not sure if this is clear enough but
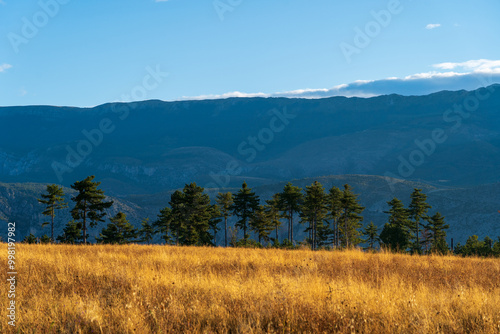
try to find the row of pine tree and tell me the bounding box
[27,175,500,256]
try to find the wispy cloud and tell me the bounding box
[425,23,441,30]
[178,59,500,101]
[433,59,500,73]
[0,63,12,72]
[180,91,268,100]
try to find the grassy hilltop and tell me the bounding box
[1,244,500,333]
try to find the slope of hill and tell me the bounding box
[1,85,499,195]
[0,182,146,240]
[1,86,499,242]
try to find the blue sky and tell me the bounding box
[1,0,500,107]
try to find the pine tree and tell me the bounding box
[159,183,213,246]
[363,221,379,251]
[326,186,343,248]
[278,182,303,244]
[96,212,137,244]
[492,237,500,257]
[455,235,486,256]
[231,181,260,242]
[380,197,410,252]
[265,193,282,243]
[408,188,431,254]
[178,183,213,246]
[138,218,155,244]
[70,176,114,244]
[339,184,364,248]
[56,220,83,244]
[209,204,222,246]
[40,234,51,244]
[216,192,234,247]
[300,181,328,250]
[425,212,449,254]
[250,205,274,244]
[38,184,68,242]
[154,207,172,244]
[168,190,185,245]
[23,233,37,244]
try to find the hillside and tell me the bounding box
[1,86,500,242]
[1,85,500,196]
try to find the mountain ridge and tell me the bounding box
[1,85,499,242]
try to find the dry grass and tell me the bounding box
[1,244,500,333]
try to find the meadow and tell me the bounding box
[1,244,500,333]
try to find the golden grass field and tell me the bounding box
[1,244,500,333]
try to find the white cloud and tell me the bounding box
[433,59,500,74]
[177,59,500,101]
[180,91,269,100]
[426,23,441,30]
[0,63,12,72]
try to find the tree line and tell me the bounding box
[25,175,500,257]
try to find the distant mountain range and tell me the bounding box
[1,85,499,243]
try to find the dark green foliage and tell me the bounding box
[380,198,410,252]
[339,184,364,247]
[70,176,114,244]
[278,182,303,244]
[265,193,282,243]
[363,221,379,251]
[425,212,449,254]
[27,176,499,255]
[23,233,37,244]
[38,184,67,241]
[279,239,296,249]
[209,204,222,246]
[408,188,431,254]
[168,190,185,244]
[57,220,83,244]
[380,224,407,252]
[300,181,328,250]
[234,238,263,248]
[493,237,500,256]
[250,205,274,244]
[96,212,137,245]
[326,186,343,248]
[232,182,260,241]
[155,183,213,246]
[138,218,155,244]
[177,183,213,246]
[153,207,172,244]
[455,235,500,257]
[40,234,52,244]
[216,192,233,247]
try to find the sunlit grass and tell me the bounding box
[1,244,500,333]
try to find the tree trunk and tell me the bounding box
[243,220,247,241]
[344,209,349,248]
[51,212,54,242]
[313,212,317,251]
[415,219,420,253]
[224,216,228,247]
[83,202,87,244]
